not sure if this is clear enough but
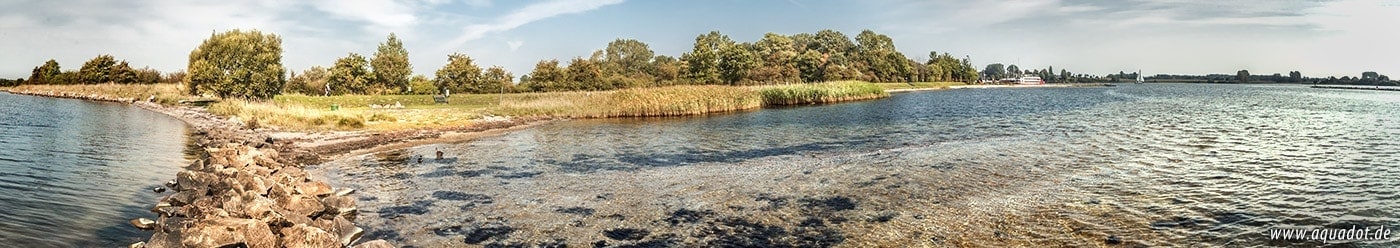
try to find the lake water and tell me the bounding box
[313,84,1399,247]
[0,92,191,247]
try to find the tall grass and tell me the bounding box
[500,85,764,118]
[208,81,892,131]
[208,99,368,130]
[758,81,888,106]
[4,83,188,105]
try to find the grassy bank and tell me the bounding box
[2,83,189,105]
[7,81,892,131]
[227,81,890,130]
[759,81,888,105]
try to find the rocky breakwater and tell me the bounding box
[130,133,393,248]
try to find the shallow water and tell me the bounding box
[313,84,1399,247]
[0,92,192,247]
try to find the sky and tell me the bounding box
[1,0,1397,80]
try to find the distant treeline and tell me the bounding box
[2,55,185,87]
[1148,70,1397,85]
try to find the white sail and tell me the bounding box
[1136,70,1144,84]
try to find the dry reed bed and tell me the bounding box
[212,81,891,131]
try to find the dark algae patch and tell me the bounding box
[664,208,714,225]
[432,190,493,201]
[377,200,434,219]
[464,223,517,244]
[556,206,596,216]
[802,196,858,212]
[603,228,649,240]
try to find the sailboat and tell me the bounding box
[1135,70,1145,84]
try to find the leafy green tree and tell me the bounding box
[795,50,825,83]
[1289,71,1302,83]
[1237,70,1250,83]
[1006,64,1021,77]
[566,57,605,90]
[522,59,566,92]
[983,63,1005,79]
[683,31,731,84]
[371,33,412,93]
[407,75,436,95]
[79,54,118,84]
[187,29,285,99]
[650,55,682,85]
[109,61,137,84]
[433,53,483,94]
[718,42,758,85]
[133,67,162,84]
[854,30,912,82]
[602,39,655,77]
[750,33,799,84]
[328,53,374,95]
[482,66,514,93]
[29,59,61,84]
[286,66,329,95]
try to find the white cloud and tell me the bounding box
[507,41,524,51]
[307,0,419,32]
[439,0,625,51]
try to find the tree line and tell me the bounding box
[12,55,182,86]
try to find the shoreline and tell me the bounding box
[1,89,557,248]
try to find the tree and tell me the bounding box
[602,39,655,77]
[1362,71,1380,80]
[371,33,412,93]
[79,54,118,84]
[133,67,162,84]
[327,53,374,95]
[1006,64,1021,77]
[187,29,285,99]
[683,31,730,84]
[566,57,605,90]
[522,59,566,92]
[109,61,137,84]
[983,63,1005,79]
[854,30,910,82]
[29,59,61,84]
[795,50,825,83]
[407,75,436,95]
[650,55,682,85]
[1236,70,1250,83]
[750,33,799,84]
[718,42,758,85]
[482,66,514,93]
[433,53,483,94]
[286,66,329,95]
[1289,71,1302,83]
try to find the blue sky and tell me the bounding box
[1,0,1396,80]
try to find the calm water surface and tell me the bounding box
[0,92,191,247]
[315,84,1398,247]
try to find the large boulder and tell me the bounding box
[279,224,338,248]
[279,195,325,218]
[320,194,357,221]
[295,181,333,197]
[312,216,363,247]
[181,218,278,248]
